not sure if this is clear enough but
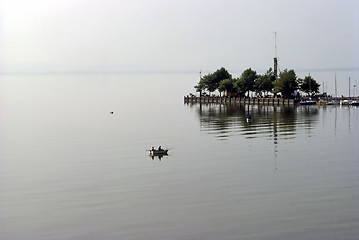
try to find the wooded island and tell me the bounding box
[194,67,320,99]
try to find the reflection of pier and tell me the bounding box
[194,104,301,140]
[184,96,298,106]
[191,103,319,141]
[191,103,320,170]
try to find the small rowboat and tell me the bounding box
[149,149,168,155]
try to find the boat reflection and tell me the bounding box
[149,153,168,161]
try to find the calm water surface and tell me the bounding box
[0,74,358,240]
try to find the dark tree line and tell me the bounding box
[195,67,320,98]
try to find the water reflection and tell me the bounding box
[149,154,168,161]
[187,103,320,141]
[186,103,321,171]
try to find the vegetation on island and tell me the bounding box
[195,67,320,98]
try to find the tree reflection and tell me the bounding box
[189,102,319,141]
[189,102,320,170]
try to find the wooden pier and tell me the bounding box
[184,96,298,106]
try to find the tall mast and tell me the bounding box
[274,31,277,58]
[273,31,278,78]
[349,77,351,98]
[335,73,337,97]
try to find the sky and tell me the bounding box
[1,0,359,77]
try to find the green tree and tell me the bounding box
[273,69,299,98]
[299,75,320,96]
[218,78,236,96]
[236,68,257,97]
[234,77,246,97]
[194,67,231,94]
[255,68,275,96]
[211,67,232,92]
[195,78,206,95]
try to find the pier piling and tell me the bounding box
[184,96,297,106]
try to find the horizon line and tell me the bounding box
[1,67,358,75]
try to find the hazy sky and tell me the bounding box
[1,0,358,74]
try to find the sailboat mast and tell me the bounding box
[349,77,351,98]
[335,73,337,98]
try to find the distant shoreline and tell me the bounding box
[1,67,359,76]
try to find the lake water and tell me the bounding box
[0,74,358,240]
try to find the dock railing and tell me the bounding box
[184,96,297,106]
